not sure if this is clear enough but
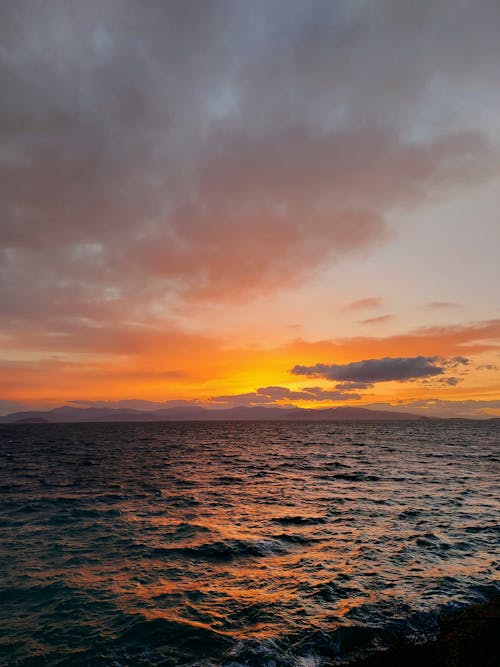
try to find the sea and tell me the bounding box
[0,420,498,666]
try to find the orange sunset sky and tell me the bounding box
[1,1,499,418]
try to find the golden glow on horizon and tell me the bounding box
[2,325,499,417]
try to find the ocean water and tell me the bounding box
[0,420,498,666]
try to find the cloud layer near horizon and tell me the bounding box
[211,385,361,407]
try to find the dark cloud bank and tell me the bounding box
[292,355,469,386]
[292,356,445,383]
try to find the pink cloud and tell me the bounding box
[359,314,394,325]
[342,297,382,311]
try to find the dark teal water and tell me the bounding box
[0,421,498,665]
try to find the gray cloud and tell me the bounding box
[1,0,499,348]
[440,377,459,386]
[335,382,373,391]
[291,356,447,383]
[448,356,470,367]
[477,363,498,371]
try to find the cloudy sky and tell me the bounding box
[1,0,499,417]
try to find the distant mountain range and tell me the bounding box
[0,404,428,423]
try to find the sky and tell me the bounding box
[1,0,499,418]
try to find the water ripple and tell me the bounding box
[0,420,498,665]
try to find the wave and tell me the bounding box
[154,537,290,560]
[2,420,499,666]
[272,515,327,525]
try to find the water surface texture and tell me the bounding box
[1,421,499,665]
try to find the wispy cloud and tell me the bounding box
[426,301,460,309]
[477,363,498,371]
[342,297,382,312]
[286,320,500,359]
[359,314,394,325]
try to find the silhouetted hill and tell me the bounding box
[1,404,427,423]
